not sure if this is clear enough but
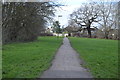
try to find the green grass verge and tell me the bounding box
[2,36,63,78]
[69,37,118,78]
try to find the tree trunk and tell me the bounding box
[104,31,109,39]
[87,26,92,38]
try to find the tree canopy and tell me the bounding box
[2,2,57,44]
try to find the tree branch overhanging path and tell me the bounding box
[40,37,93,78]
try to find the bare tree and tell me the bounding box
[2,2,57,44]
[70,2,100,38]
[98,1,117,39]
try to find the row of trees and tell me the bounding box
[69,1,118,39]
[2,2,57,44]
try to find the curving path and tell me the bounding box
[40,37,93,78]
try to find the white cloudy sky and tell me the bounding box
[54,0,87,27]
[53,0,119,27]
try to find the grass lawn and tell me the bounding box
[69,37,118,78]
[2,36,63,78]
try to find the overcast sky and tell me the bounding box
[53,0,119,27]
[54,0,87,27]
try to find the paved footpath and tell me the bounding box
[40,37,93,78]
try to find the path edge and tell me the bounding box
[68,37,94,77]
[38,37,64,78]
